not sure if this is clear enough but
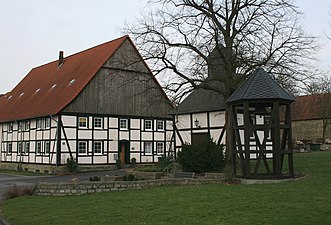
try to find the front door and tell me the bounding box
[191,132,209,145]
[119,141,130,164]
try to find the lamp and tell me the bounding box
[194,118,200,128]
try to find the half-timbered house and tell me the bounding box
[170,46,228,153]
[0,36,174,173]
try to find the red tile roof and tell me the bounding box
[291,93,331,121]
[0,36,129,122]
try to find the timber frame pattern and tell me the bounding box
[227,68,295,179]
[230,102,294,179]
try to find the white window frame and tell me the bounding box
[23,141,30,154]
[119,118,128,130]
[17,142,22,154]
[45,117,51,129]
[18,121,23,131]
[7,142,12,155]
[78,141,87,154]
[8,123,13,132]
[94,117,103,129]
[93,141,103,154]
[37,118,43,130]
[144,120,153,131]
[44,141,50,155]
[156,142,164,155]
[36,141,42,155]
[144,142,153,155]
[157,120,164,131]
[78,117,88,128]
[24,120,30,131]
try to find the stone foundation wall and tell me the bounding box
[34,179,224,196]
[0,162,65,174]
[292,119,331,142]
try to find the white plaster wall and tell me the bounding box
[176,114,191,129]
[130,130,140,140]
[109,118,118,128]
[131,119,140,129]
[209,111,225,127]
[78,130,92,139]
[62,115,76,127]
[141,132,152,140]
[93,130,107,140]
[119,131,129,140]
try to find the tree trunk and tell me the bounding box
[225,103,234,178]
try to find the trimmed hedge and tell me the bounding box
[177,138,225,173]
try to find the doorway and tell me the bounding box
[119,141,130,164]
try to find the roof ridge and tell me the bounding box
[32,35,129,71]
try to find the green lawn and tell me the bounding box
[1,151,331,225]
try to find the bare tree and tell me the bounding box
[305,75,331,141]
[125,0,317,168]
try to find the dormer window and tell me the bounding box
[19,93,24,98]
[8,95,12,100]
[51,84,57,89]
[35,88,41,94]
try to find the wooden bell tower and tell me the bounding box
[226,68,294,179]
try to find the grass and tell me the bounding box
[1,151,331,225]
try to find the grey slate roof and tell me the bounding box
[170,87,225,115]
[226,68,295,104]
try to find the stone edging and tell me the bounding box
[34,178,225,196]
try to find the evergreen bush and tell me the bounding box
[177,138,225,173]
[66,157,78,173]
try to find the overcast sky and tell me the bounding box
[0,0,330,94]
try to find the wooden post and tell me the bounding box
[243,102,251,178]
[287,104,294,177]
[273,102,281,178]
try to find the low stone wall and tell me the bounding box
[0,162,65,174]
[34,179,224,196]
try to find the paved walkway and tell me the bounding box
[0,170,126,200]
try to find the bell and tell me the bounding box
[255,104,267,114]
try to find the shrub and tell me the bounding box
[66,157,78,173]
[3,184,35,200]
[177,138,225,173]
[123,174,135,181]
[158,156,173,170]
[116,159,121,169]
[89,176,100,181]
[131,158,137,168]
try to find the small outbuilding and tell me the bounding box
[227,68,295,179]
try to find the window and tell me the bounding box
[119,119,128,130]
[144,142,152,154]
[78,141,87,154]
[23,142,30,154]
[94,117,103,129]
[44,141,50,155]
[45,117,51,129]
[7,142,12,155]
[17,142,22,154]
[37,118,43,130]
[24,121,30,131]
[93,141,103,154]
[157,120,164,130]
[156,142,164,155]
[18,121,23,131]
[78,117,88,128]
[36,141,42,155]
[8,123,13,132]
[144,120,153,131]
